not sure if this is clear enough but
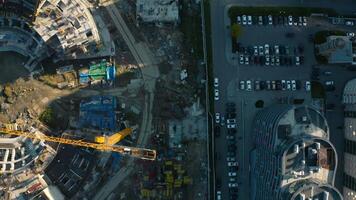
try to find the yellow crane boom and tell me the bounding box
[0,128,156,161]
[95,127,133,145]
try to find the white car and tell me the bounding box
[247,15,252,25]
[215,113,220,123]
[305,81,311,91]
[295,56,300,66]
[298,16,303,26]
[346,21,354,26]
[254,46,258,55]
[274,45,279,55]
[237,16,241,24]
[264,44,270,55]
[239,80,245,90]
[217,191,222,200]
[291,80,296,91]
[214,89,219,100]
[229,178,237,182]
[325,80,334,86]
[239,55,244,64]
[276,56,280,66]
[228,162,239,167]
[228,183,238,188]
[265,55,270,66]
[242,15,247,25]
[246,80,252,91]
[303,16,307,26]
[287,80,291,90]
[245,55,249,65]
[347,32,355,37]
[228,172,237,177]
[288,16,293,25]
[214,78,219,87]
[268,15,273,25]
[227,124,236,129]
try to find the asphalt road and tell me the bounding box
[210,0,356,199]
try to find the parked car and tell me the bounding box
[286,80,291,90]
[215,113,220,123]
[253,46,258,55]
[265,55,270,66]
[266,80,271,90]
[228,172,237,177]
[226,135,235,140]
[274,45,279,55]
[227,119,236,124]
[255,80,260,90]
[217,191,222,200]
[228,183,238,188]
[237,16,241,24]
[295,56,300,66]
[239,80,245,90]
[281,80,286,90]
[247,15,252,25]
[258,16,263,25]
[242,15,247,25]
[298,16,303,26]
[239,54,244,64]
[214,78,219,87]
[291,80,296,91]
[268,15,273,25]
[228,162,239,167]
[246,80,252,91]
[346,21,354,26]
[303,16,307,26]
[264,44,270,55]
[214,89,219,100]
[227,124,236,129]
[347,32,355,37]
[276,56,280,66]
[271,80,276,90]
[288,16,293,25]
[259,45,264,55]
[245,55,249,65]
[305,81,311,91]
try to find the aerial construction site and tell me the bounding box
[0,0,208,200]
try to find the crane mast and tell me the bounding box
[0,128,156,161]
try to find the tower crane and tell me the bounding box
[0,128,156,161]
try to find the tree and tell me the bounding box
[231,24,242,39]
[39,108,56,128]
[255,100,264,108]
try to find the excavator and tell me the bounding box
[0,127,156,160]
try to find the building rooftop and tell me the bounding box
[318,35,354,64]
[289,181,343,200]
[281,139,336,187]
[343,78,356,104]
[276,106,329,147]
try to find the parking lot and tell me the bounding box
[213,8,356,200]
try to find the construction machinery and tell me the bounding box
[0,128,156,160]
